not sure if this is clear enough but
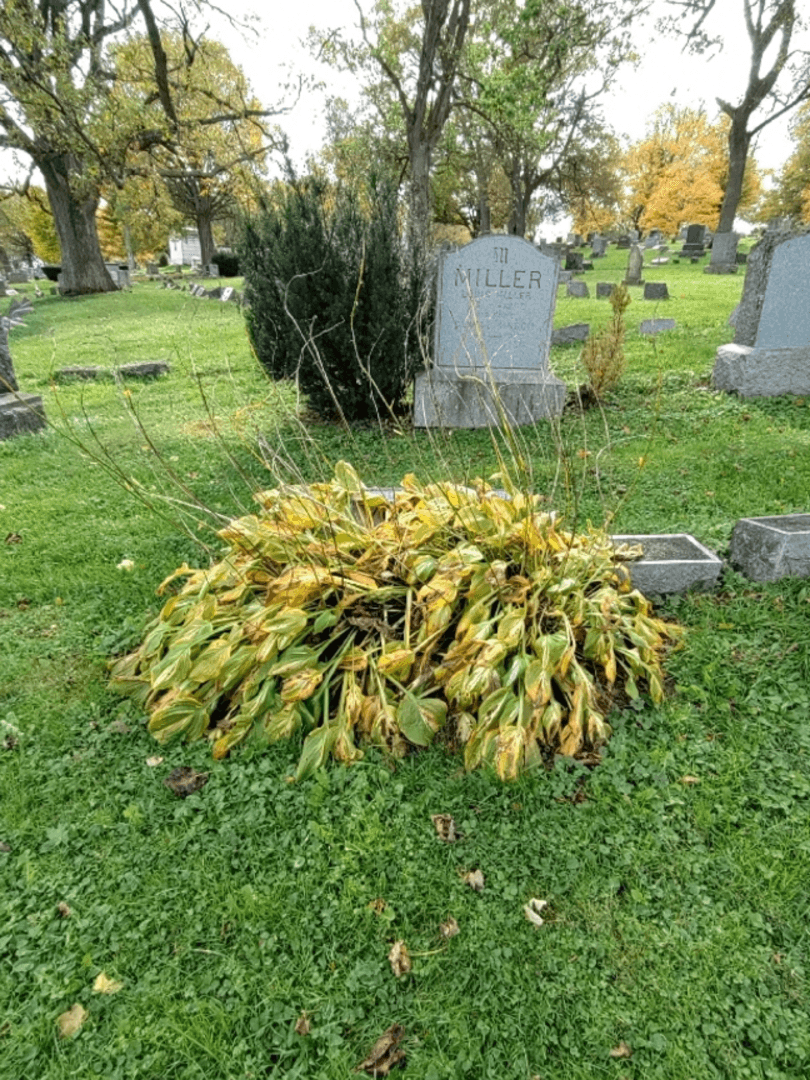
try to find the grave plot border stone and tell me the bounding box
[114,361,171,379]
[729,514,810,582]
[552,323,590,345]
[640,318,676,335]
[611,534,722,595]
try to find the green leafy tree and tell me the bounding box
[762,100,810,222]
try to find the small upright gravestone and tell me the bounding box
[414,235,566,428]
[644,282,669,300]
[565,250,584,272]
[596,282,614,299]
[679,224,707,258]
[590,236,608,258]
[624,245,644,286]
[567,281,589,298]
[713,229,810,396]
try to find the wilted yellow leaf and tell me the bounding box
[388,940,411,977]
[294,1012,311,1036]
[609,1041,632,1059]
[523,898,549,928]
[431,813,458,842]
[57,1003,88,1038]
[92,972,123,994]
[439,917,460,939]
[462,868,485,891]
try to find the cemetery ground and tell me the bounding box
[2,250,810,1080]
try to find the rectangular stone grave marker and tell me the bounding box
[713,230,810,396]
[414,235,565,428]
[596,282,614,299]
[567,281,589,298]
[552,322,590,344]
[611,534,722,595]
[643,282,669,300]
[730,514,810,581]
[640,318,676,335]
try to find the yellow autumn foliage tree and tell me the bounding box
[623,105,762,236]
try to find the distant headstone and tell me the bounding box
[414,235,565,428]
[557,270,573,285]
[221,286,234,302]
[679,224,707,258]
[590,236,608,258]
[115,361,171,379]
[644,230,662,249]
[705,232,739,274]
[567,281,589,298]
[207,264,220,278]
[713,229,810,396]
[54,366,108,381]
[596,282,614,299]
[640,318,676,335]
[650,257,670,266]
[146,262,159,275]
[565,251,584,271]
[643,282,669,300]
[616,235,631,249]
[552,322,590,345]
[7,271,28,284]
[624,244,644,286]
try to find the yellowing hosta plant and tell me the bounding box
[110,462,681,781]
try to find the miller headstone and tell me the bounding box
[713,229,810,396]
[414,235,565,428]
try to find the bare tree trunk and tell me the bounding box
[38,154,116,295]
[408,140,433,259]
[196,213,215,269]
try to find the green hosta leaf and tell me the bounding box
[312,609,338,634]
[150,646,192,691]
[188,639,231,684]
[396,692,445,747]
[295,722,339,781]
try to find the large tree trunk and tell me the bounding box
[507,158,528,237]
[196,211,215,269]
[38,153,116,295]
[408,139,433,259]
[709,111,750,272]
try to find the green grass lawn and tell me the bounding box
[2,257,810,1080]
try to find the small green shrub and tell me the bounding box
[581,282,631,400]
[239,175,423,422]
[111,462,680,781]
[211,249,240,277]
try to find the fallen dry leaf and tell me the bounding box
[367,898,387,916]
[388,940,412,978]
[354,1023,405,1076]
[57,1003,88,1039]
[462,868,485,892]
[680,776,700,785]
[163,766,209,797]
[294,1012,311,1036]
[523,898,549,928]
[431,813,458,842]
[4,532,22,545]
[56,901,71,918]
[609,1041,632,1059]
[92,972,123,994]
[145,756,164,767]
[439,917,460,939]
[0,841,11,853]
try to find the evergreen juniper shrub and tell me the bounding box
[239,174,424,422]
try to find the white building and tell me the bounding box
[168,230,202,266]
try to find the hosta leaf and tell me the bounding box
[495,725,525,782]
[397,692,445,747]
[150,646,192,691]
[187,639,231,684]
[281,668,324,703]
[376,647,415,682]
[295,723,339,781]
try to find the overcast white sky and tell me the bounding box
[218,0,796,168]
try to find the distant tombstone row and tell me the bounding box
[713,228,810,396]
